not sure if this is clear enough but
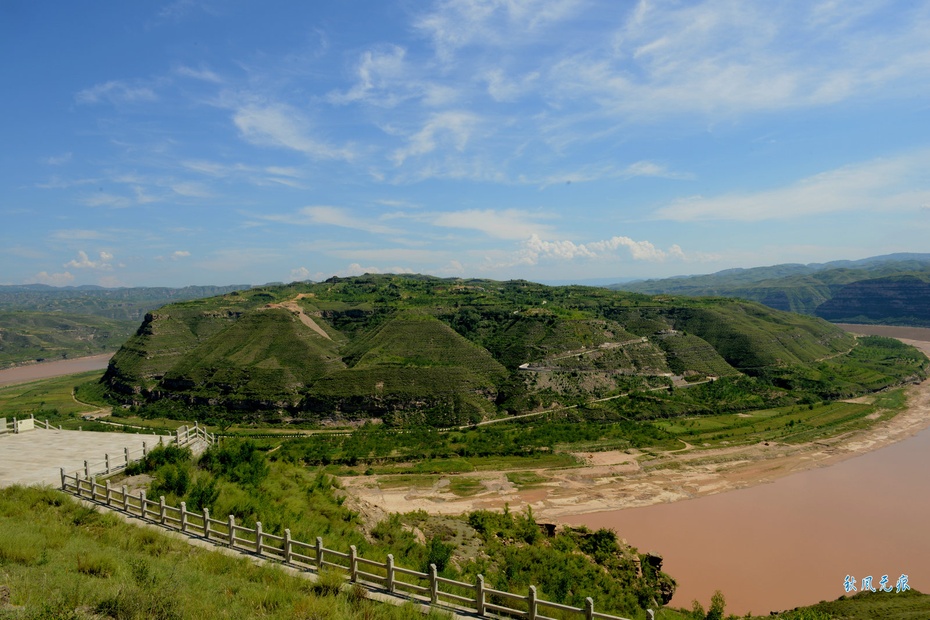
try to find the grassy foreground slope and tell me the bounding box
[0,485,445,620]
[99,274,927,426]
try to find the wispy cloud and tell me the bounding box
[516,233,688,265]
[76,80,158,105]
[175,65,223,83]
[424,208,553,240]
[260,206,402,235]
[44,153,72,166]
[416,0,584,61]
[390,111,479,166]
[656,151,930,221]
[232,103,354,160]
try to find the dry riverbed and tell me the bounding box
[342,331,930,521]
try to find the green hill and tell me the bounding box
[99,274,926,426]
[612,254,930,325]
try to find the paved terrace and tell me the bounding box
[0,428,158,487]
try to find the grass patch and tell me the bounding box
[505,471,549,488]
[446,477,483,497]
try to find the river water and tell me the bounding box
[562,326,930,616]
[0,354,112,387]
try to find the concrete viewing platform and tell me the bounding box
[0,429,160,487]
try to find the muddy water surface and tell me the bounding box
[0,354,112,386]
[563,325,930,616]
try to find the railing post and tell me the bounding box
[159,496,167,525]
[124,447,130,467]
[105,480,112,505]
[12,417,17,434]
[349,545,358,582]
[90,476,97,501]
[255,522,263,555]
[105,453,110,474]
[228,515,236,548]
[585,597,594,620]
[180,502,188,533]
[143,441,148,457]
[283,529,292,564]
[84,460,89,478]
[59,468,66,491]
[122,485,129,511]
[315,537,323,572]
[203,508,211,540]
[139,490,146,518]
[528,585,537,620]
[429,563,438,604]
[386,554,395,592]
[476,574,485,616]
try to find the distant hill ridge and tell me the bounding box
[611,253,930,326]
[101,274,872,426]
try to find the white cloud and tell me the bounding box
[327,45,411,106]
[44,153,72,165]
[656,151,930,221]
[29,271,75,286]
[261,206,402,236]
[427,209,553,240]
[416,0,584,61]
[290,267,313,281]
[233,103,354,160]
[51,229,108,241]
[511,233,690,266]
[544,1,930,120]
[171,182,213,198]
[76,80,157,105]
[537,160,693,187]
[175,65,222,83]
[81,193,134,208]
[391,111,479,166]
[64,251,114,270]
[172,250,191,259]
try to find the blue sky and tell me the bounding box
[2,0,929,288]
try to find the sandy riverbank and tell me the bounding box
[341,328,930,521]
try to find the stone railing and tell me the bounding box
[60,471,643,620]
[62,423,216,481]
[0,414,41,434]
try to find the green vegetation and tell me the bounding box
[757,589,930,619]
[95,273,929,427]
[113,442,677,619]
[0,485,449,620]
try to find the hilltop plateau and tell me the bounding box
[98,274,926,426]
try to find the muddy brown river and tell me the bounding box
[0,354,112,387]
[563,325,930,615]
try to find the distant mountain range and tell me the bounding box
[610,254,930,327]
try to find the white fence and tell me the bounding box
[60,470,638,620]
